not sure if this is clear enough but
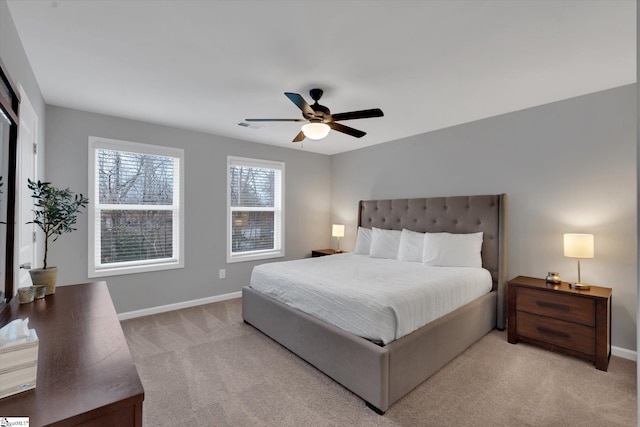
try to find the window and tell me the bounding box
[227,156,284,263]
[88,137,184,277]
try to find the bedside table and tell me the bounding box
[507,275,611,371]
[312,249,337,257]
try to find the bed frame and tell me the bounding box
[242,194,507,414]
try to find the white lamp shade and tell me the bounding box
[564,234,594,259]
[332,224,345,238]
[301,123,330,140]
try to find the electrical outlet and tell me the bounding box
[219,269,226,279]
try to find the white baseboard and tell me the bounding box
[117,291,242,321]
[611,345,637,361]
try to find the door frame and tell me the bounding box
[16,85,37,290]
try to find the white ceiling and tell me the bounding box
[6,0,636,155]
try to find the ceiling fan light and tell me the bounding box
[301,122,330,140]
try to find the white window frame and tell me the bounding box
[227,156,285,263]
[88,136,184,277]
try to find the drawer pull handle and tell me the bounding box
[536,301,569,311]
[537,326,569,338]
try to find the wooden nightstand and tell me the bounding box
[507,275,611,371]
[312,249,337,257]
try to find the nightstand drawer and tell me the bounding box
[516,287,595,327]
[516,311,595,355]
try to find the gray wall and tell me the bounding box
[635,0,638,415]
[0,1,45,132]
[45,105,331,313]
[331,85,637,352]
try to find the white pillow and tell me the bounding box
[422,232,483,268]
[353,227,372,255]
[370,227,402,259]
[397,229,425,262]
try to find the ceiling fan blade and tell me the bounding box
[292,131,305,143]
[331,108,384,121]
[328,122,366,138]
[285,92,315,118]
[245,118,305,122]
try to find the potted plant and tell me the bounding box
[27,179,89,295]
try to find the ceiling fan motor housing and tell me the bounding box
[310,104,330,120]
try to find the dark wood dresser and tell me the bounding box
[0,282,144,426]
[507,275,611,371]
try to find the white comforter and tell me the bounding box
[249,253,492,345]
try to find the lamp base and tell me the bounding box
[570,282,591,290]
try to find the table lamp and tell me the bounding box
[332,224,345,253]
[563,233,594,290]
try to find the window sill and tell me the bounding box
[88,260,184,278]
[226,251,284,264]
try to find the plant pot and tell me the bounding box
[29,267,59,296]
[17,286,35,304]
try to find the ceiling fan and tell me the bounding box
[245,88,384,142]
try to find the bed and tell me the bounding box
[242,194,507,414]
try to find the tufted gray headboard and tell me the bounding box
[358,194,508,329]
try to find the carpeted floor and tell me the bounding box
[120,298,636,426]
